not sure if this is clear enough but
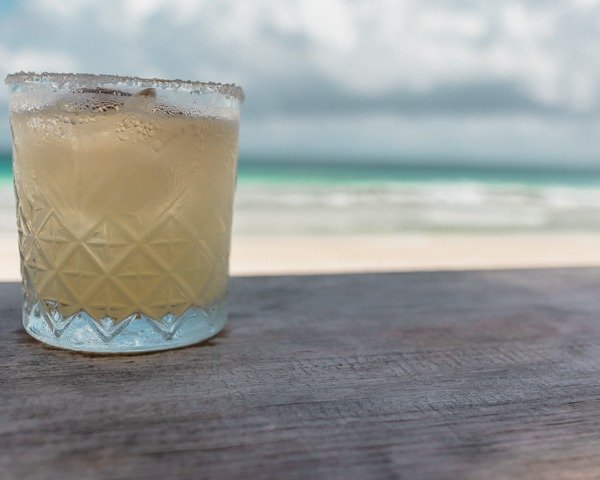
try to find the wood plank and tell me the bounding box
[2,269,600,479]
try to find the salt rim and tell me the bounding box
[5,71,244,102]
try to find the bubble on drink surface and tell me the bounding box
[116,113,161,142]
[73,86,192,118]
[46,87,164,117]
[49,87,131,115]
[116,90,163,142]
[154,104,186,116]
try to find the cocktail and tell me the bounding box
[6,72,243,353]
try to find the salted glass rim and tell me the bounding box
[5,71,245,102]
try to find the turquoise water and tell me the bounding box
[237,157,600,187]
[4,151,600,233]
[3,151,600,187]
[0,153,11,185]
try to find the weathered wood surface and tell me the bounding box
[3,269,600,479]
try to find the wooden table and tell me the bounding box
[2,269,600,479]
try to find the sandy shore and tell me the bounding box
[231,233,600,274]
[2,232,600,281]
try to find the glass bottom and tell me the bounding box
[23,300,227,354]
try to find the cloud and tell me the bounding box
[1,0,600,162]
[249,76,564,117]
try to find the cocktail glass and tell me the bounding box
[6,72,243,353]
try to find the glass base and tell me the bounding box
[23,301,227,354]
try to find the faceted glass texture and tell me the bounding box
[6,72,242,353]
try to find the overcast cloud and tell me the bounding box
[1,0,600,165]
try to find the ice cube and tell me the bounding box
[123,87,159,113]
[134,87,156,98]
[70,87,132,113]
[76,87,131,97]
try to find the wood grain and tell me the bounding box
[2,269,600,479]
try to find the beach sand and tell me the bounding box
[1,232,600,281]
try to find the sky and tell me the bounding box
[1,0,600,166]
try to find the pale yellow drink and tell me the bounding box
[11,93,238,323]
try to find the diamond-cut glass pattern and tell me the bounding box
[23,297,227,353]
[12,109,238,327]
[18,204,231,322]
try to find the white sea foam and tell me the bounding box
[3,180,600,234]
[233,181,600,234]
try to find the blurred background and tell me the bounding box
[2,0,600,277]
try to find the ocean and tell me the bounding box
[3,151,600,234]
